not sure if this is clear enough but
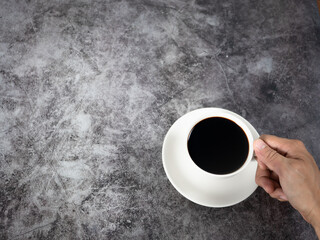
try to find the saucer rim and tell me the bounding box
[162,108,259,208]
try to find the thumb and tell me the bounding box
[254,139,286,176]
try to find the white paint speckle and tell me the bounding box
[194,13,219,26]
[72,111,92,135]
[206,15,219,26]
[248,57,273,74]
[57,161,91,180]
[163,44,183,65]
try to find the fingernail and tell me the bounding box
[279,195,287,201]
[255,139,266,150]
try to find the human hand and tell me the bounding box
[254,135,320,230]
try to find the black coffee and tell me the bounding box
[187,117,249,174]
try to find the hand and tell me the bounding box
[254,135,320,231]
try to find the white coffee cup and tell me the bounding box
[162,108,258,204]
[183,109,255,180]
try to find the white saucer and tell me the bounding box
[162,108,259,207]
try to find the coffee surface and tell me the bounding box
[187,117,249,174]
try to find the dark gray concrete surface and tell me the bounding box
[1,0,320,239]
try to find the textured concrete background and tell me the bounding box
[1,0,320,239]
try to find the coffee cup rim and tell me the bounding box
[185,111,254,178]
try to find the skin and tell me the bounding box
[254,135,320,238]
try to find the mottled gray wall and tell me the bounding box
[0,0,320,239]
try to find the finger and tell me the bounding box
[259,162,267,170]
[270,171,279,182]
[277,198,287,202]
[260,135,310,160]
[255,166,279,194]
[269,188,288,201]
[254,151,267,170]
[257,159,267,170]
[256,176,276,193]
[259,135,292,156]
[255,163,270,179]
[254,139,287,176]
[256,177,282,194]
